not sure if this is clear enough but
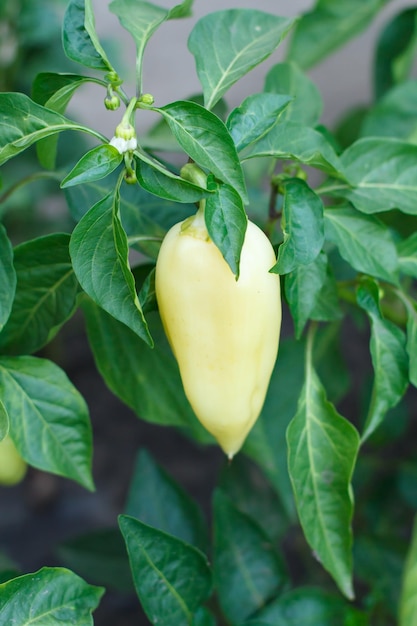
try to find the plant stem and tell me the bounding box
[118,96,138,131]
[315,182,350,195]
[268,179,280,220]
[0,171,61,205]
[337,280,409,327]
[127,235,163,245]
[305,321,318,379]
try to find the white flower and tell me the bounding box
[126,137,138,151]
[109,136,137,154]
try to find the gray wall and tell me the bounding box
[76,0,414,136]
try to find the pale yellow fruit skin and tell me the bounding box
[155,215,281,458]
[0,434,27,486]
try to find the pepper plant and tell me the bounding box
[1,0,417,624]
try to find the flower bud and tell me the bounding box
[139,93,154,105]
[104,94,121,111]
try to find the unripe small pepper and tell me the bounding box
[155,208,281,458]
[0,434,27,486]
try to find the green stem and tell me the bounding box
[393,287,417,326]
[127,235,163,245]
[122,97,138,126]
[268,179,280,221]
[362,381,378,444]
[73,124,108,144]
[180,162,208,219]
[0,171,61,205]
[337,284,358,307]
[114,85,130,107]
[135,42,148,97]
[337,280,409,327]
[115,168,127,199]
[305,321,318,379]
[394,287,416,313]
[315,182,350,196]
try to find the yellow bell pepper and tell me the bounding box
[155,208,281,458]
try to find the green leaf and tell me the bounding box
[356,280,409,441]
[63,0,114,71]
[0,224,16,333]
[69,191,152,345]
[32,73,95,169]
[285,252,337,339]
[84,0,116,65]
[244,338,305,519]
[324,205,399,283]
[404,301,417,387]
[308,264,342,326]
[58,529,133,593]
[334,105,369,151]
[227,93,292,152]
[374,7,417,99]
[125,449,208,551]
[245,586,368,625]
[119,514,212,626]
[0,234,78,355]
[398,232,417,279]
[157,100,248,203]
[0,92,104,166]
[287,0,390,70]
[136,157,210,204]
[109,0,191,88]
[0,400,9,442]
[205,181,247,277]
[142,94,228,152]
[400,516,417,626]
[0,356,94,490]
[109,0,167,81]
[192,607,216,626]
[188,9,295,110]
[264,62,323,126]
[273,178,324,275]
[219,456,288,542]
[137,265,157,314]
[354,534,405,619]
[168,0,194,20]
[81,299,211,441]
[32,72,102,107]
[0,567,104,625]
[64,171,193,259]
[287,353,360,599]
[32,72,104,170]
[331,137,417,214]
[242,121,343,178]
[361,80,417,143]
[61,144,123,188]
[314,323,350,405]
[213,489,287,624]
[14,1,61,48]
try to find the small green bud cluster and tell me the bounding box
[104,73,123,111]
[138,93,154,106]
[104,94,121,110]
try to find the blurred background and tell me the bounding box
[0,0,415,624]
